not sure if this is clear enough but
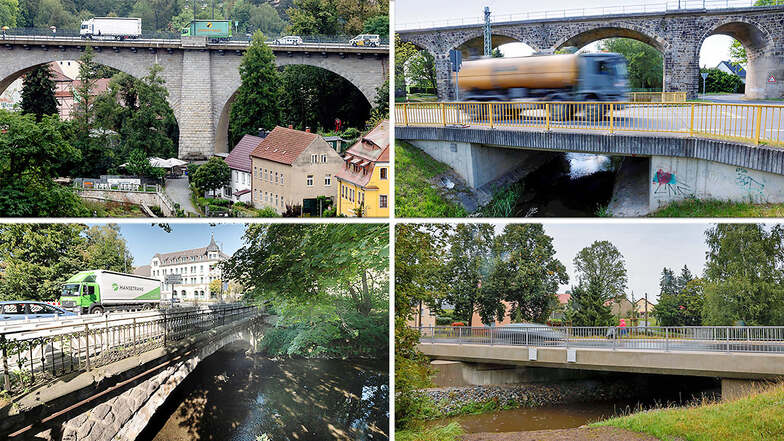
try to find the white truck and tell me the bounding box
[80,17,142,40]
[59,270,162,314]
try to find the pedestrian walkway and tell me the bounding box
[164,177,198,215]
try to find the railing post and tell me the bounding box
[441,103,446,127]
[665,328,669,352]
[488,103,494,129]
[754,105,762,145]
[132,318,137,353]
[458,326,462,345]
[2,334,9,392]
[726,327,730,352]
[84,324,91,371]
[613,327,617,350]
[545,103,551,131]
[403,104,409,126]
[609,103,614,134]
[689,103,695,137]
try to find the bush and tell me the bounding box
[321,207,337,217]
[698,68,745,94]
[149,205,163,217]
[234,201,251,209]
[256,207,280,217]
[187,163,201,179]
[283,204,302,217]
[341,127,360,139]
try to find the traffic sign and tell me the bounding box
[449,49,462,72]
[769,75,776,83]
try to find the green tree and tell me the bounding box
[362,14,388,37]
[229,31,282,147]
[487,224,568,323]
[600,38,662,90]
[0,224,87,301]
[191,156,231,195]
[0,0,19,27]
[21,64,58,121]
[124,148,165,180]
[395,34,418,98]
[699,67,745,94]
[655,277,705,326]
[82,224,134,272]
[286,0,339,35]
[573,240,628,300]
[246,2,286,36]
[659,267,678,297]
[0,110,87,216]
[566,280,614,326]
[702,224,784,325]
[406,50,437,91]
[442,224,494,324]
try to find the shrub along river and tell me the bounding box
[138,343,389,441]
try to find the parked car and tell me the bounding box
[275,36,303,45]
[350,34,380,47]
[493,323,566,345]
[0,301,77,321]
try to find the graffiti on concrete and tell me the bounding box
[735,168,765,196]
[653,169,692,197]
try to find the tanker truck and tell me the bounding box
[59,270,162,314]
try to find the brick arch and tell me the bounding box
[696,16,771,57]
[553,24,668,52]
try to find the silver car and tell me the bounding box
[0,301,77,321]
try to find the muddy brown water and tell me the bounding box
[137,343,389,441]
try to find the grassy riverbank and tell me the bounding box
[594,383,784,441]
[395,141,468,217]
[651,198,784,217]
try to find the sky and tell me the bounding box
[396,0,736,68]
[479,222,713,303]
[87,223,248,268]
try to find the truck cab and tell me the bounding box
[350,34,380,47]
[575,53,629,101]
[60,273,100,314]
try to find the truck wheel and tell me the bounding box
[89,305,104,315]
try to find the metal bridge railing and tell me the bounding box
[397,0,781,30]
[629,92,687,103]
[414,325,784,354]
[0,305,261,396]
[395,100,784,146]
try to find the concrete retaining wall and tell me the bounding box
[77,189,174,216]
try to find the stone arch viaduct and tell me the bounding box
[398,5,784,101]
[0,37,388,159]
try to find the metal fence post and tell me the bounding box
[403,104,409,126]
[545,103,551,131]
[754,105,762,145]
[488,103,494,129]
[689,103,695,136]
[132,318,137,353]
[726,327,730,352]
[441,103,446,127]
[2,334,9,392]
[458,326,462,345]
[84,324,91,371]
[665,328,669,352]
[609,103,614,134]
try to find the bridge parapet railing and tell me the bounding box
[397,0,774,30]
[629,92,687,103]
[0,305,261,397]
[395,101,784,146]
[414,325,784,353]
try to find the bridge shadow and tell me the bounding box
[137,344,389,440]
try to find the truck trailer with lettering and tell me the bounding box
[181,20,232,42]
[59,270,162,314]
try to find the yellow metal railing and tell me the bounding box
[629,92,687,103]
[394,101,784,146]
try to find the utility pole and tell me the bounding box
[483,6,492,56]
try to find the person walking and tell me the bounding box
[619,318,628,337]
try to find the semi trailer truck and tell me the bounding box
[181,20,232,42]
[59,270,162,314]
[80,17,142,40]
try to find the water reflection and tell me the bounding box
[140,344,389,441]
[566,153,612,179]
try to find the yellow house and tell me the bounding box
[336,120,390,217]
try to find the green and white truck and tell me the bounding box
[180,20,232,42]
[59,270,162,314]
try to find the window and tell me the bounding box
[350,188,354,202]
[321,154,327,163]
[380,195,388,208]
[264,169,268,181]
[307,175,314,186]
[275,172,279,183]
[275,194,279,206]
[380,167,387,180]
[281,174,285,185]
[325,174,331,186]
[311,154,318,163]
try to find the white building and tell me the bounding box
[224,133,264,203]
[149,235,230,303]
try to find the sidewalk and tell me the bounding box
[164,177,198,215]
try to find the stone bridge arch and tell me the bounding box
[552,24,668,53]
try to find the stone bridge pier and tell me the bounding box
[400,5,784,101]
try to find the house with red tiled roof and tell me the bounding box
[335,120,390,217]
[249,125,342,215]
[225,133,265,203]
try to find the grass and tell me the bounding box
[478,182,525,217]
[82,200,145,217]
[594,382,784,441]
[396,422,464,441]
[397,93,439,103]
[395,141,468,218]
[651,197,784,217]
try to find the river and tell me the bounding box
[138,343,389,441]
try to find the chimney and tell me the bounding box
[257,128,268,138]
[288,124,293,129]
[305,127,311,133]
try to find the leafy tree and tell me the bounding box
[371,79,389,119]
[395,34,418,97]
[442,223,494,324]
[0,224,88,301]
[702,224,784,325]
[190,157,231,195]
[246,2,286,36]
[675,265,694,293]
[0,0,19,27]
[82,224,134,272]
[573,240,628,300]
[362,14,388,37]
[487,224,568,323]
[600,38,662,90]
[659,267,678,297]
[698,67,745,94]
[21,64,58,121]
[655,277,705,326]
[335,0,386,35]
[286,0,339,35]
[406,50,437,91]
[0,110,87,216]
[566,279,615,326]
[124,149,165,180]
[229,31,282,147]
